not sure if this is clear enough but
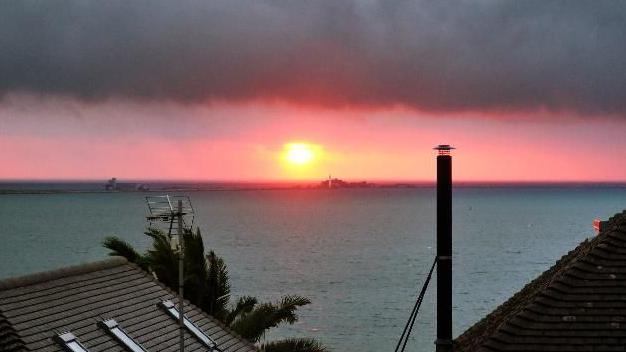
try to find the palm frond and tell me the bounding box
[205,250,231,319]
[230,295,311,342]
[183,228,210,309]
[225,296,258,325]
[102,236,148,270]
[145,230,179,288]
[275,295,311,324]
[260,338,327,352]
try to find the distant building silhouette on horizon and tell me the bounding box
[319,177,374,189]
[104,178,150,191]
[104,177,117,191]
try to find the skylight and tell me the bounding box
[160,300,219,350]
[55,332,90,352]
[98,319,147,352]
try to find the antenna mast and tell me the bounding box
[146,195,195,352]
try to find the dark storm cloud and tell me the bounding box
[2,1,626,116]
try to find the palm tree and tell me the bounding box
[261,338,326,352]
[103,229,326,352]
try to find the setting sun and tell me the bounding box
[279,142,326,180]
[284,143,316,165]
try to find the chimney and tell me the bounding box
[434,144,454,352]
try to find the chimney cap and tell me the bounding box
[433,144,455,150]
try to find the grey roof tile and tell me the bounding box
[0,257,257,352]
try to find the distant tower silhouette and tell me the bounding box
[434,144,454,352]
[105,177,117,191]
[328,174,332,189]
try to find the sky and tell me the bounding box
[1,0,625,182]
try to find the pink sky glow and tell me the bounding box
[0,96,624,182]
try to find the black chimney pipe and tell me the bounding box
[434,145,453,352]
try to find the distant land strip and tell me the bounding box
[0,181,625,195]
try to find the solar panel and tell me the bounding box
[55,332,90,352]
[160,300,219,351]
[98,319,147,352]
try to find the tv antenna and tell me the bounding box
[146,195,195,236]
[145,195,195,352]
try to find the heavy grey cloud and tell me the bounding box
[2,1,626,116]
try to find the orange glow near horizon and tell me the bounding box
[1,100,626,182]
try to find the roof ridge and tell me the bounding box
[0,257,128,291]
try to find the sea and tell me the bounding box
[0,183,624,351]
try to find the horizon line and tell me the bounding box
[1,178,625,186]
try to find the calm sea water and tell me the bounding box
[0,187,624,351]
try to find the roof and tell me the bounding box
[0,257,257,352]
[455,210,626,351]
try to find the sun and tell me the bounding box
[283,143,317,166]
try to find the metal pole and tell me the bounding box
[177,200,184,352]
[435,146,453,352]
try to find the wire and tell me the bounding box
[395,256,437,352]
[394,256,438,352]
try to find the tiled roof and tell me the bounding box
[0,257,257,352]
[455,210,626,351]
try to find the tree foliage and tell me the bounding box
[230,295,311,342]
[103,228,325,351]
[261,338,328,352]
